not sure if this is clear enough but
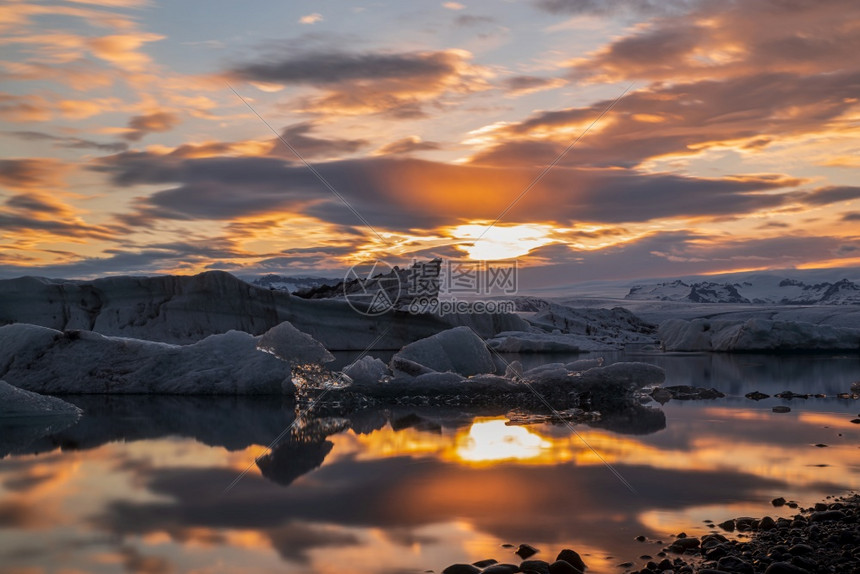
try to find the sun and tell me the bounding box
[450,223,556,260]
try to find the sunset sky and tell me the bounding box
[1,0,859,283]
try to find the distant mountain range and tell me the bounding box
[625,277,860,305]
[249,274,340,293]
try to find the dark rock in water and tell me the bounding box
[719,519,736,531]
[850,418,860,424]
[763,562,810,573]
[775,391,809,399]
[668,536,700,553]
[516,544,539,559]
[717,555,753,573]
[788,543,813,556]
[519,559,550,574]
[651,388,672,404]
[660,385,725,400]
[548,559,583,574]
[472,559,498,568]
[616,562,633,568]
[745,391,770,400]
[814,443,828,447]
[809,509,846,522]
[772,406,791,413]
[759,515,776,530]
[442,564,482,574]
[482,564,519,574]
[556,548,587,572]
[772,497,787,507]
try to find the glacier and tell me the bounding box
[0,271,528,350]
[658,318,860,352]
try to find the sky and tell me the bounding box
[1,0,859,284]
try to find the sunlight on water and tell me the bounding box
[455,419,552,463]
[1,354,859,574]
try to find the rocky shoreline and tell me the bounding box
[439,493,860,574]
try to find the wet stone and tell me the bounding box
[482,564,520,574]
[555,549,586,572]
[548,559,583,574]
[516,544,539,559]
[519,559,550,574]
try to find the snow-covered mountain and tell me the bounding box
[626,277,860,305]
[249,274,340,293]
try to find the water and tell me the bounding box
[1,353,858,574]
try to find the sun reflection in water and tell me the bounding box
[455,419,552,463]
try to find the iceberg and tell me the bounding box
[0,323,293,394]
[257,320,334,365]
[390,326,496,377]
[0,380,82,458]
[659,318,860,352]
[0,380,82,418]
[342,356,391,386]
[0,271,529,350]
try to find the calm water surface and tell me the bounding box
[1,353,859,574]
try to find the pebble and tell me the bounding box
[519,559,550,574]
[772,406,791,413]
[442,564,481,574]
[548,560,582,574]
[482,564,519,574]
[763,562,810,573]
[555,549,586,572]
[516,544,539,559]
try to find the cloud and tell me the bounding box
[520,231,856,285]
[299,13,323,25]
[842,212,860,222]
[124,112,180,141]
[0,158,66,190]
[802,186,860,206]
[270,122,369,159]
[469,69,860,168]
[534,0,704,16]
[229,48,490,116]
[499,75,566,95]
[443,2,466,9]
[454,14,495,26]
[0,191,119,241]
[374,136,440,155]
[93,152,809,231]
[6,130,128,153]
[568,0,860,82]
[86,32,164,72]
